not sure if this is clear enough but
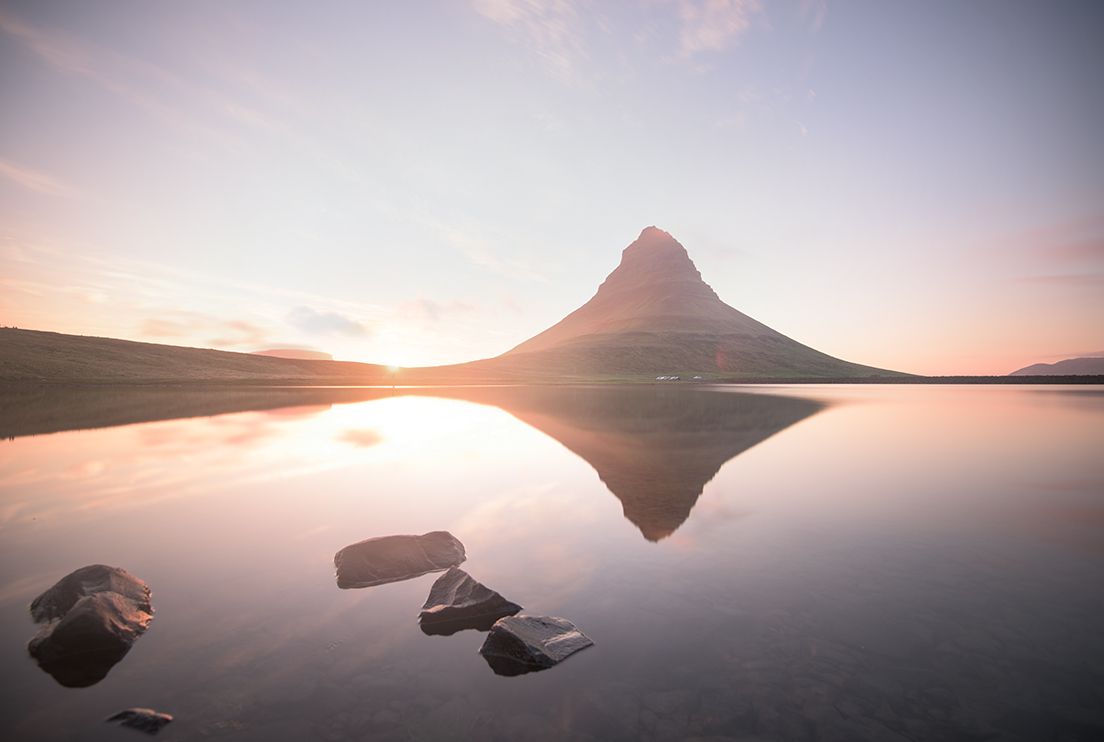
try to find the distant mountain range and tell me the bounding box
[1010,356,1104,376]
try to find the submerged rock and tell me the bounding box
[334,531,466,589]
[418,567,521,636]
[27,565,154,687]
[106,708,173,735]
[479,615,594,676]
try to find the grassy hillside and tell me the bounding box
[495,331,906,379]
[3,327,1099,385]
[0,328,534,385]
[0,328,393,384]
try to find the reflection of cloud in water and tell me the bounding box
[259,404,330,418]
[455,483,602,602]
[339,428,383,447]
[60,459,107,480]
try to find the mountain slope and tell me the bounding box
[1010,356,1104,376]
[494,227,903,379]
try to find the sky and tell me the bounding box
[1,0,1101,375]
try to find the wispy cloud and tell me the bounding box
[399,298,479,323]
[0,10,90,75]
[287,306,369,337]
[140,317,194,338]
[0,9,262,154]
[0,158,75,196]
[209,319,270,347]
[1042,239,1104,263]
[797,0,828,33]
[470,0,587,81]
[470,0,765,78]
[439,224,550,284]
[140,312,270,348]
[674,0,762,56]
[1018,273,1104,288]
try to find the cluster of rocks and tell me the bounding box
[27,564,172,734]
[334,530,594,676]
[24,531,593,736]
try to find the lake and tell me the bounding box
[1,384,1102,741]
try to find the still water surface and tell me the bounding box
[1,384,1102,741]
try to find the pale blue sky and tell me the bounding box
[2,0,1101,373]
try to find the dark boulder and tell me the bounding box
[334,531,466,589]
[479,615,594,676]
[106,708,173,735]
[418,567,521,636]
[27,565,153,687]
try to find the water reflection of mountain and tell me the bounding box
[423,387,825,540]
[1,385,823,539]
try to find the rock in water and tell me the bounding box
[27,565,154,687]
[418,567,521,636]
[30,564,152,622]
[334,531,466,589]
[106,708,173,735]
[479,615,594,676]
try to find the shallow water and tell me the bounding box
[0,384,1102,741]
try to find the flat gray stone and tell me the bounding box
[479,615,594,676]
[334,531,466,589]
[27,565,153,687]
[418,567,521,635]
[106,707,173,735]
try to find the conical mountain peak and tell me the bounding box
[499,226,900,380]
[627,225,680,252]
[610,226,702,287]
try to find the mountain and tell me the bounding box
[0,226,905,383]
[485,227,902,379]
[1010,356,1104,376]
[253,348,333,361]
